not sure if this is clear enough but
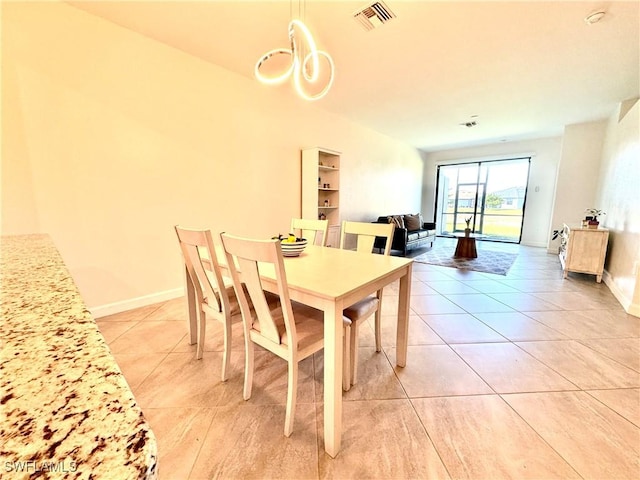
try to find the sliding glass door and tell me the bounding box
[435,158,531,243]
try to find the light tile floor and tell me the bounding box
[97,240,640,479]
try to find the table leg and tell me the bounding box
[185,265,197,345]
[323,302,343,458]
[396,264,412,367]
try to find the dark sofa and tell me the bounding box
[373,214,436,256]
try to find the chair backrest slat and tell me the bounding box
[220,233,297,347]
[340,221,395,256]
[291,218,328,246]
[175,226,229,313]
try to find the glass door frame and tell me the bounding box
[434,157,531,244]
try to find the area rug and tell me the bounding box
[412,245,517,276]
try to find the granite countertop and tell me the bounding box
[1,234,157,479]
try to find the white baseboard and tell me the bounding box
[602,270,640,318]
[521,241,548,248]
[89,287,184,319]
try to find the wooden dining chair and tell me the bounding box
[339,220,395,391]
[290,218,328,246]
[174,226,240,382]
[220,232,325,437]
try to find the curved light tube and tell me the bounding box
[293,50,335,101]
[254,48,294,85]
[288,19,320,83]
[255,18,334,101]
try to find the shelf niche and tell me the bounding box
[301,147,341,247]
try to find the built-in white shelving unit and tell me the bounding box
[301,147,341,247]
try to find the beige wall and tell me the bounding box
[545,104,639,317]
[1,2,423,314]
[548,120,608,253]
[422,137,562,248]
[596,99,640,316]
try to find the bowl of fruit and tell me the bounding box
[273,233,308,257]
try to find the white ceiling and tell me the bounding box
[68,0,639,152]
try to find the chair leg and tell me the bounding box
[375,289,383,353]
[343,324,351,391]
[221,316,232,382]
[243,341,254,401]
[284,360,298,437]
[196,310,206,360]
[186,267,198,346]
[374,311,382,353]
[349,321,360,386]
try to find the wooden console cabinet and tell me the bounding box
[559,223,609,283]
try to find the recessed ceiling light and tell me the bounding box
[584,10,606,25]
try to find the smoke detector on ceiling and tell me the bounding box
[353,1,396,31]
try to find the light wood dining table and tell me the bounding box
[185,243,413,457]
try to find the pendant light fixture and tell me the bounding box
[255,2,334,101]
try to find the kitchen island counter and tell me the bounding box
[1,234,157,478]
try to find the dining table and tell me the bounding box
[184,243,413,458]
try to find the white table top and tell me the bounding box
[255,244,413,299]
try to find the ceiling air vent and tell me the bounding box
[353,1,396,31]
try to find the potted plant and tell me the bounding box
[551,227,566,253]
[464,216,472,237]
[584,208,606,229]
